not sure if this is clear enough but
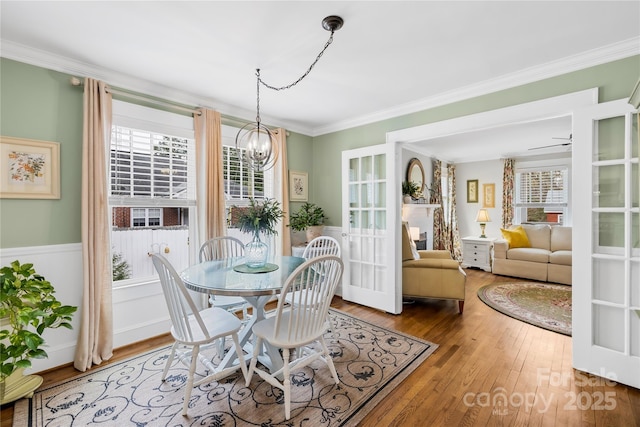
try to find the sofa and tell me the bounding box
[492,224,572,285]
[401,222,467,313]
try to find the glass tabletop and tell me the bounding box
[181,256,306,297]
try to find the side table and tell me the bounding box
[461,236,496,272]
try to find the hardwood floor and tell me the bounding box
[2,269,639,426]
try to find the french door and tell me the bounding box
[573,98,640,388]
[341,143,402,314]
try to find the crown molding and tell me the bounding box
[3,37,638,138]
[0,40,312,135]
[312,37,640,136]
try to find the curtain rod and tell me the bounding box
[70,77,201,116]
[69,77,265,129]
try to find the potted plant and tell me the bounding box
[289,202,327,242]
[402,181,421,203]
[0,260,77,404]
[235,198,284,267]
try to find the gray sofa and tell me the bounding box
[492,224,572,285]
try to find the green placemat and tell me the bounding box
[233,263,279,274]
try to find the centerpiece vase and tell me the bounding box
[245,232,269,268]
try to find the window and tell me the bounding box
[514,165,570,225]
[220,125,274,245]
[110,101,196,285]
[132,208,162,227]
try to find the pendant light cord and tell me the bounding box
[257,29,336,92]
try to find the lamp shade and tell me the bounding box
[475,209,491,223]
[410,227,420,241]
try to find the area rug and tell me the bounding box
[477,282,572,336]
[13,309,437,427]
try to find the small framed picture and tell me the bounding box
[466,179,478,203]
[289,170,308,201]
[0,136,60,199]
[483,183,496,208]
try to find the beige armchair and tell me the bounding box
[401,222,467,313]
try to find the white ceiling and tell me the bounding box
[1,1,639,161]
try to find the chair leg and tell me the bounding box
[182,344,199,416]
[282,348,291,420]
[231,332,248,383]
[162,342,178,381]
[319,336,339,384]
[246,337,262,387]
[458,300,464,314]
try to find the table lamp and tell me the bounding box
[410,227,421,242]
[475,209,491,238]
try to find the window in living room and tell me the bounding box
[514,165,570,225]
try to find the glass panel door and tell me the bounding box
[573,99,640,389]
[341,144,400,313]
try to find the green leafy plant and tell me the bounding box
[235,198,284,238]
[289,202,327,232]
[0,261,77,382]
[112,252,131,281]
[402,181,421,198]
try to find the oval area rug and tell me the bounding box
[477,282,572,336]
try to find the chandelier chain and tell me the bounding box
[257,31,335,92]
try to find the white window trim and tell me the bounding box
[513,157,572,226]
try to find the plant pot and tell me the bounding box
[0,368,43,405]
[403,195,412,203]
[306,225,324,242]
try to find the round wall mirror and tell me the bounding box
[407,158,425,194]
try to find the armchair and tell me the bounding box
[401,222,467,313]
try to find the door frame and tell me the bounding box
[385,88,597,338]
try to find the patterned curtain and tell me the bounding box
[502,158,515,228]
[446,164,462,261]
[430,160,446,250]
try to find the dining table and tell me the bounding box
[180,255,306,375]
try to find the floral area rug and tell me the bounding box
[13,309,437,427]
[477,282,572,336]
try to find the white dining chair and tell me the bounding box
[301,236,341,259]
[199,237,250,320]
[199,236,251,356]
[151,254,248,416]
[245,255,344,420]
[286,236,341,310]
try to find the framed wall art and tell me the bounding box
[0,136,60,199]
[466,179,478,203]
[483,183,496,208]
[289,170,308,201]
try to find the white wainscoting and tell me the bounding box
[0,243,170,374]
[1,230,344,374]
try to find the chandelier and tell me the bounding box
[235,15,344,171]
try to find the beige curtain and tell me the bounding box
[74,78,114,372]
[273,128,291,255]
[194,109,226,241]
[502,158,515,228]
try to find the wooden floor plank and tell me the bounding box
[2,269,639,426]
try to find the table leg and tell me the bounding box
[218,295,284,376]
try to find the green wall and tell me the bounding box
[312,56,640,225]
[1,59,84,247]
[2,55,638,247]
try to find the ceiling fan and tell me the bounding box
[528,133,572,151]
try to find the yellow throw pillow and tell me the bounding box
[500,225,531,248]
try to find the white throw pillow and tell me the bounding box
[409,239,420,260]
